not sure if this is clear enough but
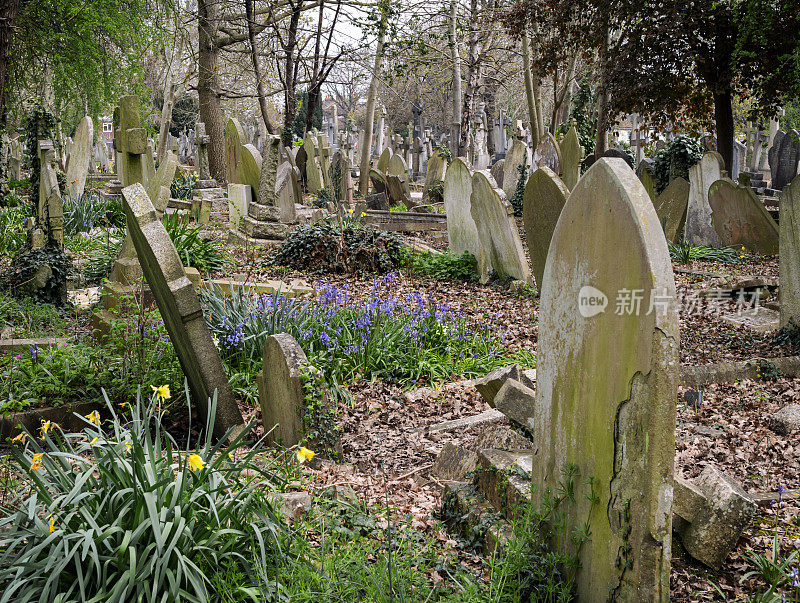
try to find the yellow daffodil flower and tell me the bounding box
[40,420,51,435]
[361,212,366,217]
[296,446,315,464]
[90,437,98,446]
[85,410,100,425]
[151,384,171,401]
[48,514,55,534]
[125,440,132,453]
[31,452,44,472]
[10,433,25,444]
[188,454,204,471]
[348,209,354,214]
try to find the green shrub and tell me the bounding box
[0,291,67,338]
[0,245,72,305]
[400,249,478,282]
[668,240,741,263]
[0,206,28,257]
[508,163,529,217]
[652,135,703,194]
[0,391,287,602]
[201,278,534,395]
[271,219,404,275]
[170,171,199,200]
[162,213,229,273]
[63,190,125,235]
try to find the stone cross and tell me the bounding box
[316,133,332,188]
[114,95,147,187]
[196,122,211,180]
[36,140,64,249]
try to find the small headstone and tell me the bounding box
[685,152,725,246]
[532,158,678,599]
[654,177,689,242]
[275,162,298,223]
[532,133,561,175]
[768,130,785,176]
[708,178,778,254]
[638,162,657,202]
[121,183,245,439]
[559,125,583,191]
[228,184,250,228]
[470,170,531,284]
[773,129,800,191]
[423,151,447,200]
[490,159,505,189]
[522,167,569,290]
[501,139,528,200]
[65,116,93,200]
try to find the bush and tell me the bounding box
[271,219,404,275]
[0,291,67,338]
[0,245,72,305]
[170,171,199,200]
[508,163,529,217]
[162,213,229,273]
[652,135,703,194]
[200,277,534,394]
[63,190,125,235]
[0,391,287,602]
[0,206,28,257]
[400,249,478,282]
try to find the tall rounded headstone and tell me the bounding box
[501,139,529,200]
[522,167,568,290]
[225,118,245,185]
[560,125,583,191]
[66,116,93,200]
[780,175,800,328]
[654,177,689,243]
[534,158,678,600]
[708,178,778,254]
[685,152,725,247]
[773,129,800,191]
[444,158,484,277]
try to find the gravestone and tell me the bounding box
[386,153,410,197]
[195,122,211,180]
[601,148,634,169]
[276,162,298,223]
[228,183,250,228]
[522,167,569,290]
[331,150,353,205]
[115,95,147,187]
[768,130,785,177]
[65,116,93,200]
[444,158,485,277]
[121,183,244,439]
[533,133,562,175]
[143,139,155,188]
[685,152,725,247]
[490,159,505,189]
[654,177,689,242]
[376,147,391,174]
[637,161,657,203]
[225,117,262,198]
[709,178,779,254]
[470,170,531,284]
[36,141,64,249]
[424,151,447,201]
[8,137,22,180]
[258,134,281,207]
[780,175,800,328]
[303,135,323,194]
[533,157,678,600]
[502,138,529,200]
[316,133,332,188]
[731,140,746,182]
[773,129,800,191]
[560,125,583,191]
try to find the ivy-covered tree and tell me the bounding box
[292,90,324,140]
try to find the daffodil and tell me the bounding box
[90,437,98,446]
[360,212,366,217]
[296,446,315,464]
[40,420,51,435]
[348,208,354,214]
[188,454,204,471]
[31,452,44,472]
[151,384,171,401]
[125,440,132,453]
[48,514,55,534]
[85,410,100,425]
[10,432,25,444]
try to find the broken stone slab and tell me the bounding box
[0,337,71,354]
[493,379,536,432]
[719,307,780,333]
[751,489,800,508]
[410,408,504,435]
[441,483,512,555]
[474,425,534,452]
[673,466,757,570]
[267,491,312,521]
[475,449,533,520]
[431,443,479,482]
[768,403,800,435]
[680,356,800,388]
[473,364,536,407]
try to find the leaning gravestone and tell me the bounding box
[709,178,779,254]
[302,135,323,194]
[490,159,505,189]
[560,125,583,191]
[502,138,529,200]
[424,151,447,200]
[386,153,411,197]
[637,161,657,203]
[532,133,562,175]
[773,129,800,191]
[780,175,800,328]
[470,170,531,284]
[276,162,298,223]
[122,183,244,439]
[376,147,391,174]
[65,116,93,200]
[768,130,785,177]
[685,152,725,247]
[654,177,689,243]
[522,167,568,290]
[444,158,485,277]
[533,157,678,600]
[225,118,262,199]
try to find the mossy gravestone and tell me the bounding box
[470,170,531,284]
[533,158,678,601]
[424,151,447,201]
[533,133,562,175]
[522,166,568,290]
[709,178,778,254]
[225,117,262,198]
[121,183,244,439]
[780,175,800,328]
[685,152,724,247]
[65,116,93,201]
[444,158,485,278]
[302,135,323,194]
[560,124,583,191]
[502,138,528,200]
[654,177,689,243]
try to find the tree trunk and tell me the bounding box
[156,72,175,164]
[459,0,479,158]
[552,53,577,129]
[521,36,539,148]
[304,0,326,135]
[448,0,462,154]
[281,4,301,147]
[198,0,225,180]
[358,23,386,196]
[714,89,734,173]
[0,0,21,129]
[245,0,276,135]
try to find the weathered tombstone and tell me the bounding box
[502,139,528,200]
[654,177,689,242]
[8,138,22,180]
[115,95,147,187]
[376,147,391,174]
[768,130,785,177]
[444,158,485,277]
[533,157,678,600]
[330,149,353,205]
[228,183,250,228]
[423,151,447,200]
[316,133,332,188]
[560,124,583,191]
[601,148,634,169]
[522,167,569,289]
[731,139,746,182]
[490,159,505,189]
[685,152,725,247]
[258,134,281,207]
[195,122,211,180]
[37,142,64,249]
[532,133,562,175]
[303,135,323,194]
[637,161,657,203]
[65,116,93,200]
[386,152,411,197]
[225,117,262,196]
[780,175,800,328]
[143,139,156,188]
[470,171,531,284]
[275,162,298,223]
[708,178,779,254]
[121,183,245,439]
[773,129,800,191]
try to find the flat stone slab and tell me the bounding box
[476,449,533,519]
[719,307,780,332]
[431,443,479,482]
[0,337,71,353]
[363,210,447,232]
[0,400,102,442]
[200,278,313,299]
[411,408,504,435]
[768,403,800,435]
[680,356,800,387]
